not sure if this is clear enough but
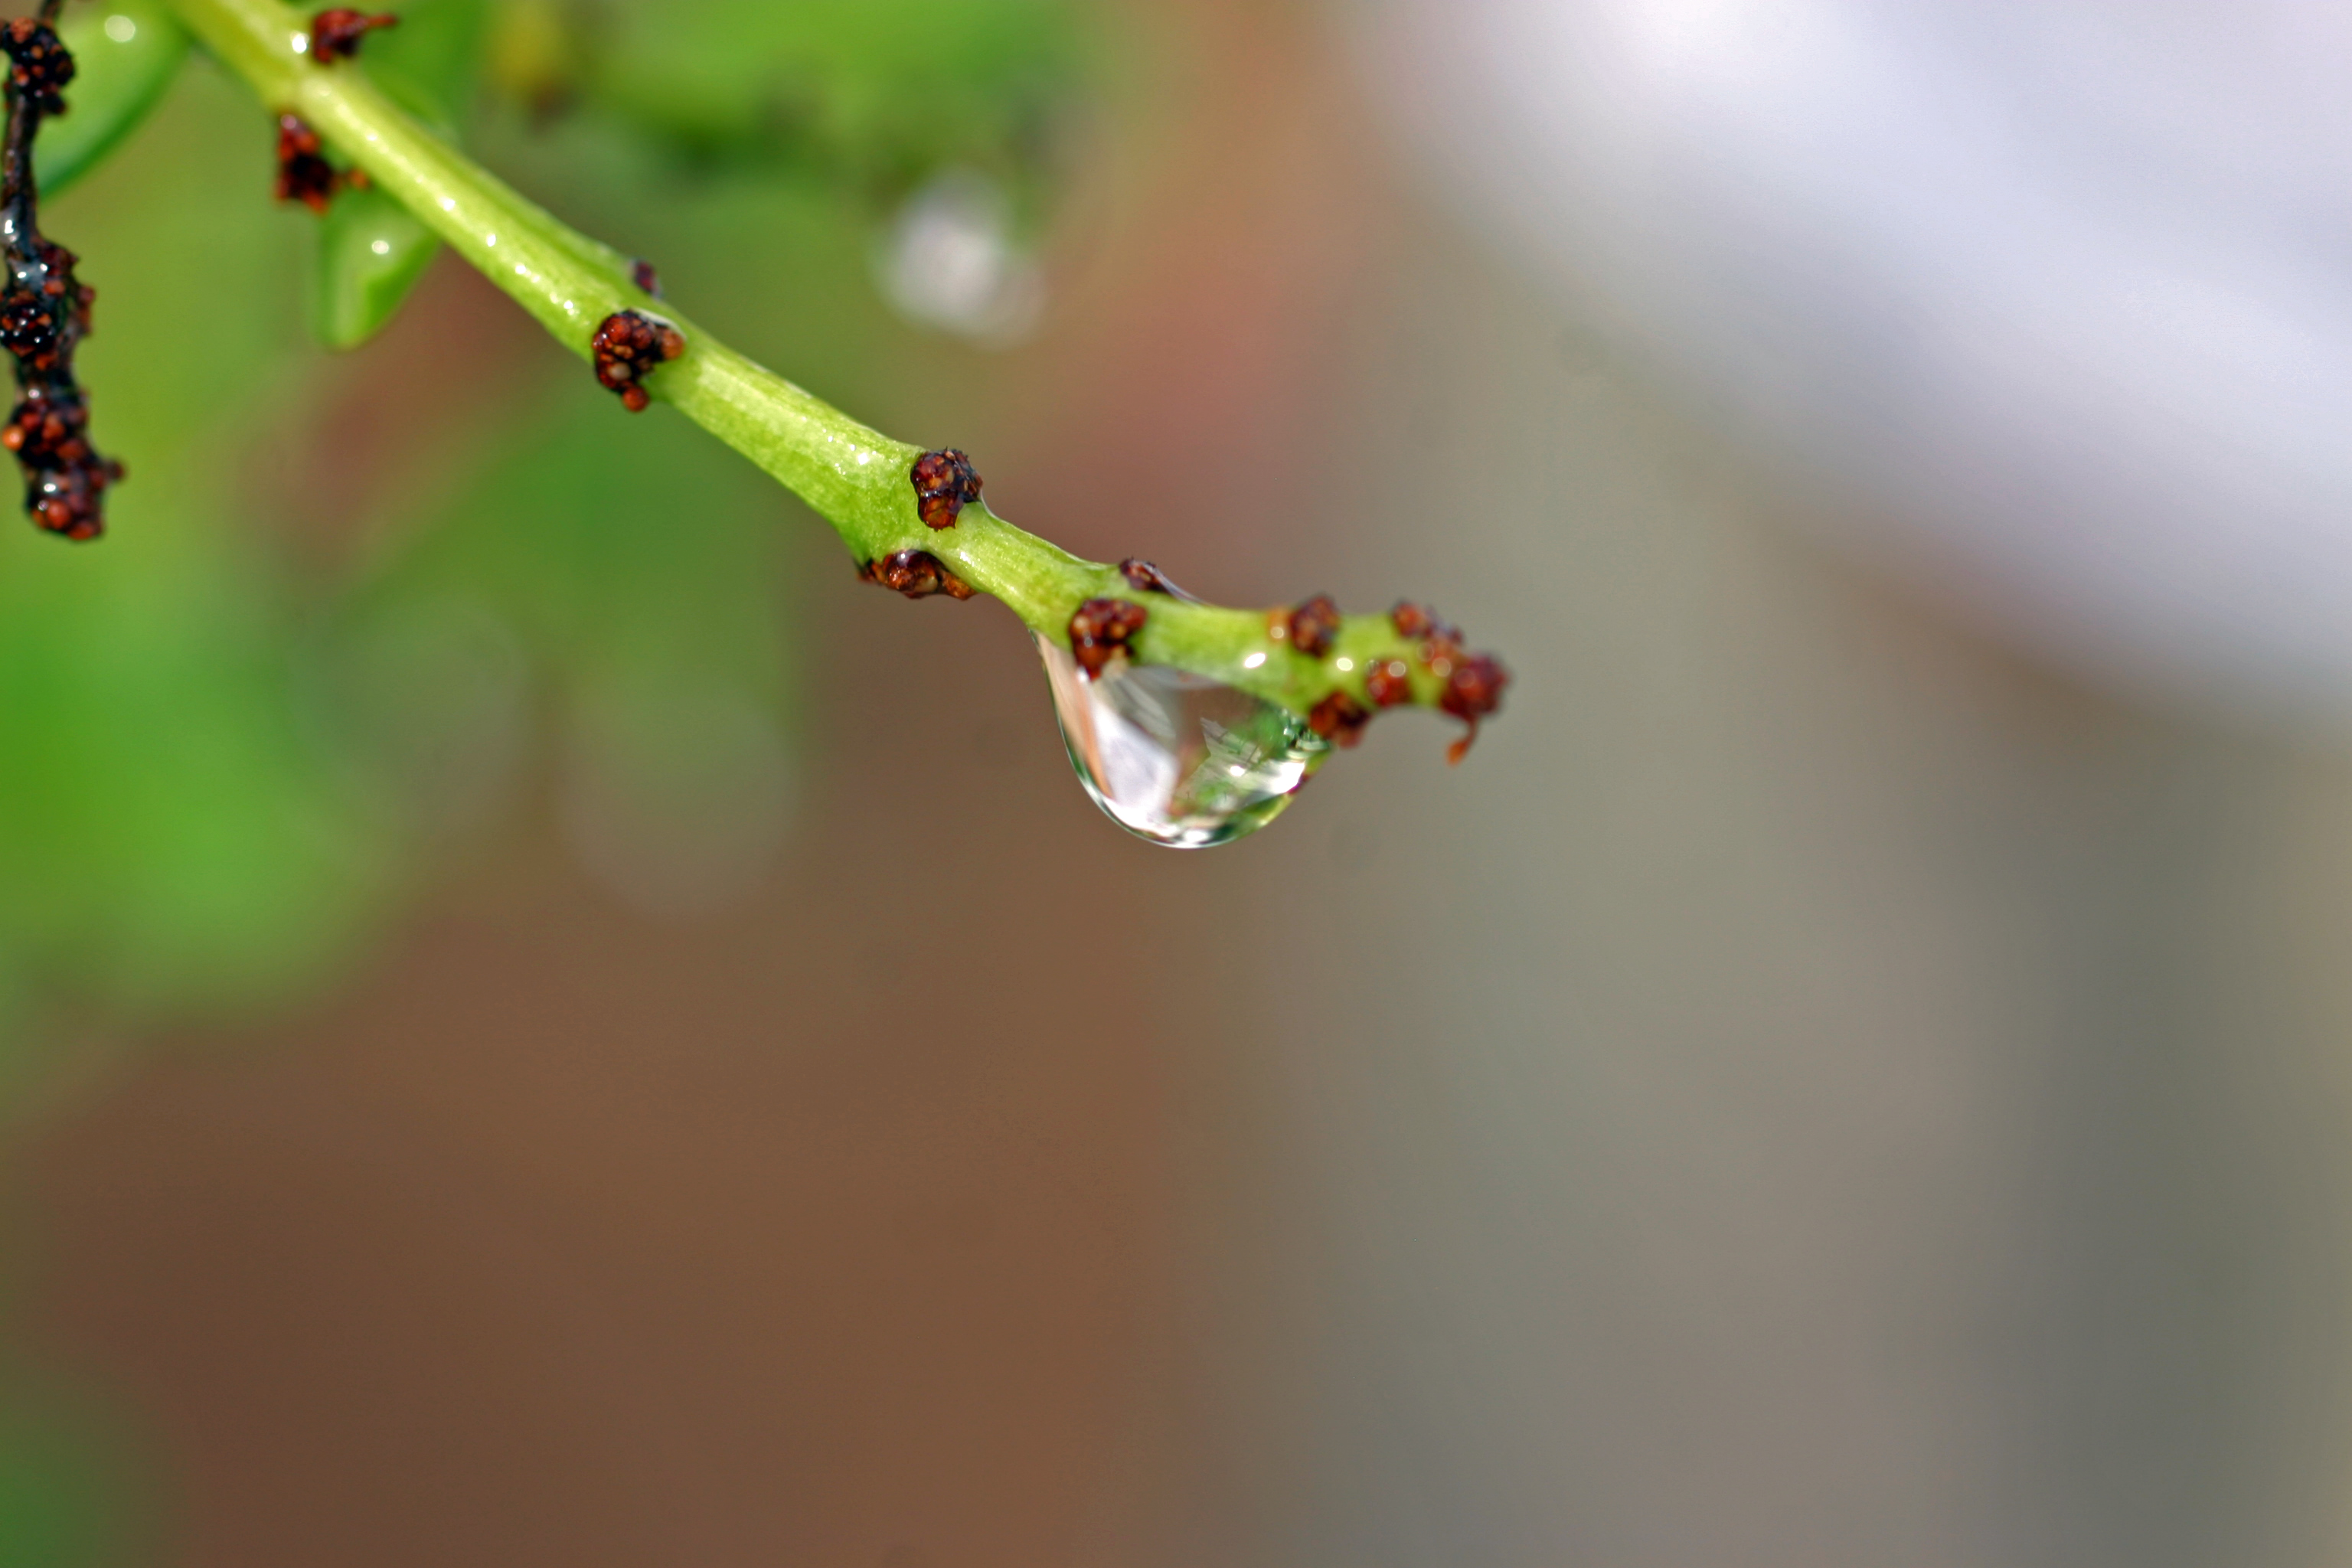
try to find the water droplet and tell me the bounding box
[877,171,1046,345]
[1035,633,1328,848]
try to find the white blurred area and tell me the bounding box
[1158,9,2352,1567]
[876,170,1047,346]
[1358,1,2352,723]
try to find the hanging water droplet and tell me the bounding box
[1035,633,1328,848]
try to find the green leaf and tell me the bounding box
[0,66,384,1020]
[359,0,491,134]
[334,387,800,907]
[34,0,191,199]
[0,1399,139,1568]
[556,0,1085,208]
[308,0,488,348]
[310,181,440,350]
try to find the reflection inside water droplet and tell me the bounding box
[1035,633,1328,848]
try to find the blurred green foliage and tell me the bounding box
[0,0,1086,1076]
[360,0,491,132]
[310,182,441,350]
[0,0,1089,1556]
[0,1368,150,1567]
[505,0,1079,207]
[38,0,190,200]
[310,0,491,346]
[0,59,369,1034]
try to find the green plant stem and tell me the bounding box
[158,0,1455,718]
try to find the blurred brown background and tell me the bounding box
[12,2,2352,1565]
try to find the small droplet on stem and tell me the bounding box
[1118,558,1203,603]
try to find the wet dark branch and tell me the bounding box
[1,1,119,541]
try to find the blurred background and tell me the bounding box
[8,0,2352,1562]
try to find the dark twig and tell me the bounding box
[0,2,119,539]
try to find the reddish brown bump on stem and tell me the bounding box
[2,14,70,118]
[1117,557,1203,603]
[857,548,973,601]
[308,8,398,61]
[1308,691,1371,748]
[0,6,119,541]
[273,113,341,214]
[910,447,980,530]
[630,258,662,297]
[1387,600,1509,759]
[1067,596,1147,681]
[590,309,684,413]
[1366,658,1413,709]
[1390,599,1460,648]
[1439,653,1511,765]
[1288,593,1341,659]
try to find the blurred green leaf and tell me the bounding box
[310,182,439,350]
[303,0,496,348]
[0,1374,150,1568]
[0,524,384,1009]
[0,7,1106,1542]
[37,0,191,201]
[0,0,1106,1044]
[57,64,308,451]
[528,0,1084,213]
[0,67,384,1018]
[332,386,799,906]
[309,0,493,348]
[359,390,792,685]
[358,0,491,134]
